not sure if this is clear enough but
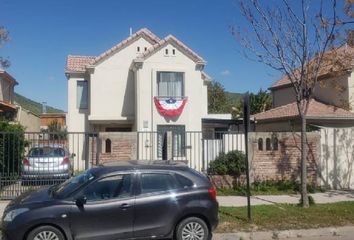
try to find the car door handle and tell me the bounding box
[120,203,131,209]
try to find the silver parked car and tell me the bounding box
[21,144,74,185]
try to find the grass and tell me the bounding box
[216,181,326,196]
[216,202,354,233]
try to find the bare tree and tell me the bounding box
[232,0,353,207]
[0,26,10,69]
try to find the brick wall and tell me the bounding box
[94,132,137,164]
[250,132,319,184]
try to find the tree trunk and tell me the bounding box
[301,115,309,208]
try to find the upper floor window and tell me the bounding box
[157,72,184,98]
[77,80,88,109]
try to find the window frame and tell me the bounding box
[76,80,88,109]
[156,71,185,98]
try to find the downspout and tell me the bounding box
[151,69,154,160]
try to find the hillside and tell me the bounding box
[226,91,243,106]
[14,93,64,115]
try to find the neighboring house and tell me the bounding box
[254,45,354,131]
[0,69,41,131]
[40,113,66,130]
[65,28,212,162]
[0,69,18,120]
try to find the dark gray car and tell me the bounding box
[2,161,219,240]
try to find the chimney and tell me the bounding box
[129,27,133,36]
[42,102,47,114]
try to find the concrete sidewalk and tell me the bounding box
[217,190,354,207]
[213,226,354,240]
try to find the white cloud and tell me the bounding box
[220,69,231,76]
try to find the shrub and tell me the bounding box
[208,150,246,176]
[0,121,26,178]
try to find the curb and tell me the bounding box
[213,226,354,239]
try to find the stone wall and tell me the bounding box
[249,132,320,184]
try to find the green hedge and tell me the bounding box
[208,150,246,176]
[0,121,26,177]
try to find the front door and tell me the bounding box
[69,174,134,240]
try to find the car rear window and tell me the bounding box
[175,174,194,188]
[29,147,65,157]
[140,173,177,194]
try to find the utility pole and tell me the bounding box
[243,92,251,221]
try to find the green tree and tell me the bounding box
[208,81,231,113]
[43,120,67,140]
[249,89,272,114]
[233,0,353,207]
[0,26,10,69]
[231,89,272,117]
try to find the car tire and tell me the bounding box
[175,217,210,240]
[26,225,65,240]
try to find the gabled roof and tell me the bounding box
[65,28,206,74]
[254,99,354,122]
[270,45,354,90]
[93,28,160,65]
[136,34,206,64]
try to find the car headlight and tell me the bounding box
[3,208,29,222]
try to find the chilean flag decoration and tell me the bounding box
[154,97,187,117]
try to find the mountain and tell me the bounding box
[226,91,244,106]
[14,93,64,115]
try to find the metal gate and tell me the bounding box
[0,131,244,199]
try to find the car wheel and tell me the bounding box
[26,225,65,240]
[176,217,210,240]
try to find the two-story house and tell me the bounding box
[254,44,354,131]
[65,28,211,165]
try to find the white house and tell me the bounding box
[65,28,213,167]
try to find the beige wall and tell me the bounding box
[16,107,40,132]
[89,37,153,122]
[135,42,208,132]
[272,72,351,109]
[348,71,354,111]
[0,76,14,103]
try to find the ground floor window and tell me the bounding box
[157,125,185,159]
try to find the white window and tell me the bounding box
[77,80,88,109]
[157,72,184,98]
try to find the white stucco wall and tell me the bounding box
[135,43,208,132]
[67,74,89,132]
[89,37,153,122]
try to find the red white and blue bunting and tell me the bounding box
[154,97,187,117]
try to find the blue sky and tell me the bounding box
[0,0,334,111]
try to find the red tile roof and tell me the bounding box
[270,45,354,89]
[254,99,354,121]
[66,55,95,73]
[65,28,206,73]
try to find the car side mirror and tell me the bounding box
[75,196,87,207]
[71,153,76,158]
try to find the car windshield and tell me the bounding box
[51,171,95,198]
[29,147,65,157]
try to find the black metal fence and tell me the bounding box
[0,131,244,199]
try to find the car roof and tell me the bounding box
[30,144,66,148]
[90,160,190,177]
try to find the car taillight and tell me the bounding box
[22,158,30,166]
[208,186,217,201]
[61,157,70,165]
